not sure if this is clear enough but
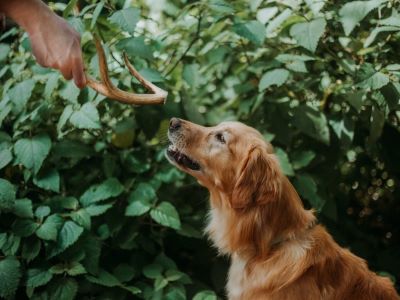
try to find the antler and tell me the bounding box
[86,37,168,105]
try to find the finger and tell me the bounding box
[72,55,86,89]
[59,65,73,80]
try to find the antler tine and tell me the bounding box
[86,37,168,105]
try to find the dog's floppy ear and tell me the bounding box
[231,146,282,209]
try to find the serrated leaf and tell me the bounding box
[0,147,12,169]
[59,81,80,104]
[290,18,326,52]
[364,26,400,48]
[26,268,53,288]
[193,290,217,300]
[339,0,387,35]
[80,177,124,206]
[259,68,289,91]
[143,263,163,279]
[33,169,60,193]
[22,238,41,262]
[71,209,91,230]
[116,36,153,60]
[14,133,51,174]
[91,1,105,29]
[50,221,84,257]
[113,264,135,282]
[36,214,63,241]
[57,105,73,135]
[12,219,39,237]
[0,256,21,298]
[44,73,59,99]
[69,103,101,129]
[292,105,330,145]
[48,278,78,300]
[86,269,121,287]
[109,7,140,33]
[291,151,316,170]
[150,202,181,230]
[0,178,16,211]
[7,79,36,112]
[293,174,325,210]
[275,148,294,176]
[358,71,389,90]
[35,206,51,218]
[85,204,113,216]
[233,20,266,45]
[125,183,156,216]
[13,198,33,218]
[82,235,101,275]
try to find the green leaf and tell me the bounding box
[109,7,141,33]
[59,81,80,104]
[82,235,101,275]
[0,178,16,211]
[208,0,234,14]
[113,264,135,282]
[293,174,325,210]
[12,219,39,237]
[33,169,60,192]
[290,18,326,52]
[14,133,51,174]
[358,71,389,90]
[13,198,33,218]
[116,36,153,60]
[339,0,387,35]
[0,43,10,62]
[69,103,101,129]
[35,206,51,218]
[85,204,113,216]
[71,209,91,230]
[292,105,330,145]
[7,79,36,112]
[57,105,74,135]
[80,177,124,206]
[150,202,181,230]
[26,268,53,288]
[154,277,168,291]
[86,269,121,287]
[63,0,78,17]
[193,290,217,300]
[233,20,266,45]
[183,64,200,88]
[0,256,21,298]
[275,148,294,176]
[329,117,354,144]
[125,183,156,216]
[50,221,84,257]
[291,151,316,170]
[364,26,400,48]
[259,68,289,91]
[48,278,78,300]
[22,238,41,262]
[143,263,163,279]
[91,1,105,29]
[0,147,12,169]
[36,214,64,241]
[44,73,59,99]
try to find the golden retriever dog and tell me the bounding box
[166,118,399,300]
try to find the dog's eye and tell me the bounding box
[215,133,226,144]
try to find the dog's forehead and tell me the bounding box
[217,121,260,136]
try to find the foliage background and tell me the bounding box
[0,0,399,299]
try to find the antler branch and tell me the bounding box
[86,38,168,105]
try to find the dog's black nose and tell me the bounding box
[169,118,181,131]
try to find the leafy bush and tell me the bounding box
[0,0,399,299]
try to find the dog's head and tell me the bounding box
[166,118,282,209]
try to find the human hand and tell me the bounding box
[27,13,86,88]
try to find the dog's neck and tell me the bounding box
[205,176,316,259]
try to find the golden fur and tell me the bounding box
[167,118,399,300]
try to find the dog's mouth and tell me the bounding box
[167,143,201,171]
